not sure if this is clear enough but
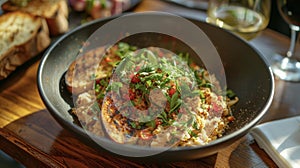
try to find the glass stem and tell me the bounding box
[287,25,300,58]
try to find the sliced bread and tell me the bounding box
[0,11,51,79]
[2,0,69,36]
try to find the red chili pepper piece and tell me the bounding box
[131,74,140,83]
[155,118,163,126]
[105,57,111,62]
[168,87,176,97]
[129,89,135,100]
[227,116,235,122]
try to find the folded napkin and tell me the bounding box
[250,116,300,168]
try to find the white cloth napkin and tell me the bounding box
[250,116,300,168]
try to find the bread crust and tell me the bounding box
[2,0,69,36]
[0,11,51,80]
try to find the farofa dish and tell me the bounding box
[66,42,239,147]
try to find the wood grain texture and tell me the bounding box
[0,59,44,128]
[0,0,300,167]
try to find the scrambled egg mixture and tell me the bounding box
[66,42,238,147]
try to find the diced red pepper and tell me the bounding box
[131,74,140,83]
[135,66,141,72]
[129,89,135,100]
[227,116,235,122]
[155,118,162,126]
[158,51,164,57]
[95,79,101,84]
[105,57,112,62]
[168,87,176,97]
[129,73,134,79]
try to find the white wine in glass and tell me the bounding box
[271,0,300,82]
[206,0,271,40]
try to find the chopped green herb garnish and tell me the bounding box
[226,89,237,99]
[107,82,123,92]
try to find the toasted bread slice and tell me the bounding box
[2,0,69,36]
[0,11,51,80]
[65,45,122,95]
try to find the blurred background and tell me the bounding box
[268,0,290,37]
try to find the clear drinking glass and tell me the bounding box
[271,0,300,82]
[206,0,271,40]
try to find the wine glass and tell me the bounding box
[271,0,300,82]
[206,0,271,40]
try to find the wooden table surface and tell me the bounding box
[1,0,300,167]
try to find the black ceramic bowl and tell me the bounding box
[37,14,274,161]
